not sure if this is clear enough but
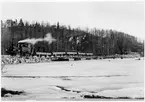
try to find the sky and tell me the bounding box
[1,2,144,39]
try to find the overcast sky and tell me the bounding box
[1,2,144,39]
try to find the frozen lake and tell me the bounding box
[1,58,144,100]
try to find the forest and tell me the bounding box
[1,19,144,56]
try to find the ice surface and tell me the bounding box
[1,58,144,100]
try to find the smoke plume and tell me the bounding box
[18,33,56,45]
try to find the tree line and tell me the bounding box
[1,19,144,56]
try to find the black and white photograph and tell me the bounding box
[1,1,144,101]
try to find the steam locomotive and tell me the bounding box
[18,42,36,56]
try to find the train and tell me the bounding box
[17,42,93,58]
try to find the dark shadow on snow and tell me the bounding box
[56,86,81,93]
[82,94,144,100]
[1,88,25,97]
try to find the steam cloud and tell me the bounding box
[18,33,56,45]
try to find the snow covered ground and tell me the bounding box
[1,58,144,100]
